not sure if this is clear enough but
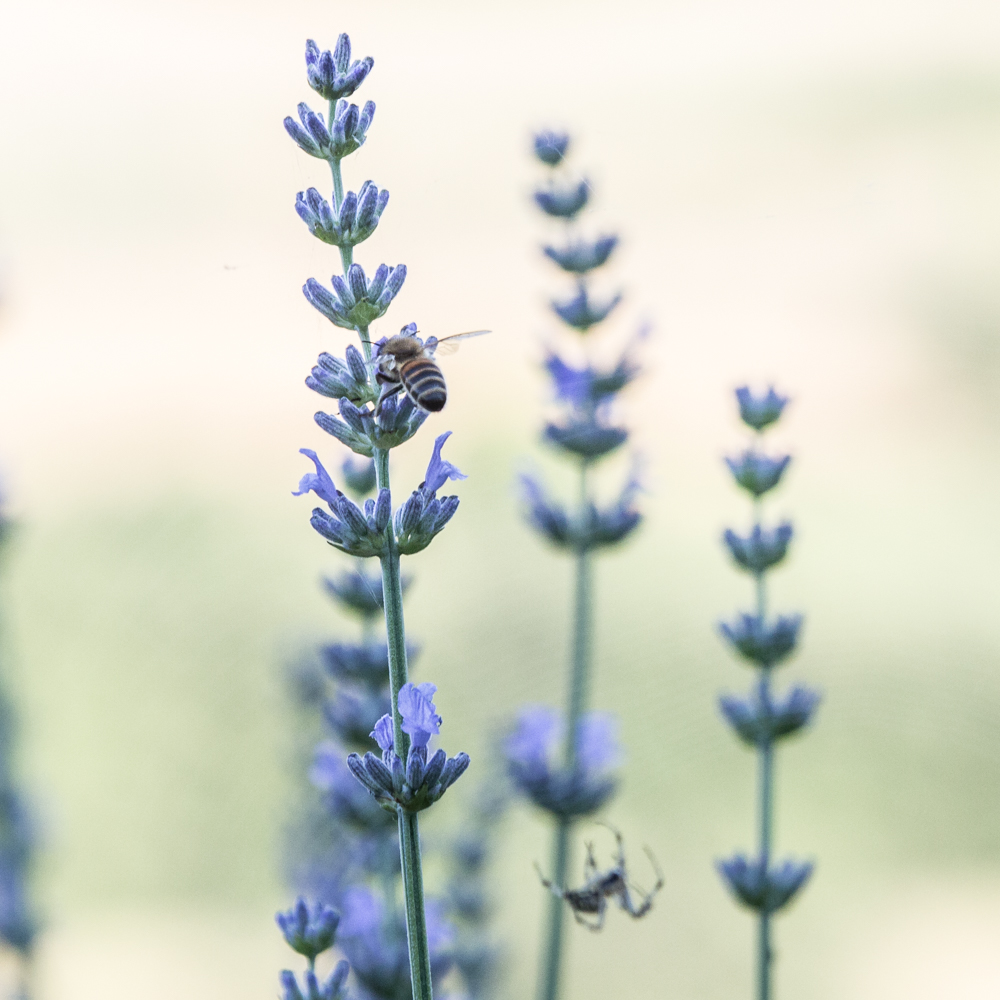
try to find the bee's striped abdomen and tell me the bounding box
[400,358,448,412]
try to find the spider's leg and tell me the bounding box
[643,845,666,895]
[619,850,664,918]
[572,907,603,931]
[534,862,564,900]
[611,826,626,870]
[589,898,607,932]
[583,841,598,881]
[620,884,654,918]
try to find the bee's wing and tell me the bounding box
[431,329,491,356]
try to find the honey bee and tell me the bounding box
[373,329,489,413]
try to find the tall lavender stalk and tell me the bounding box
[716,388,819,1000]
[0,497,38,1000]
[505,131,642,1000]
[281,34,471,1000]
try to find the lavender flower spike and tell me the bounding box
[716,382,816,1000]
[522,128,647,1000]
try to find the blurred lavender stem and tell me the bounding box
[540,460,593,1000]
[754,491,773,1000]
[374,445,434,1000]
[717,387,817,1000]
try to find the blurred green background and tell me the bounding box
[2,0,1000,996]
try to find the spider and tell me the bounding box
[535,824,664,931]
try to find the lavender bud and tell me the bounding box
[305,34,374,101]
[276,898,340,960]
[723,523,793,574]
[717,854,814,913]
[533,129,570,166]
[544,420,628,460]
[543,235,618,274]
[551,283,622,332]
[534,179,589,218]
[724,451,791,498]
[718,612,802,668]
[736,385,789,431]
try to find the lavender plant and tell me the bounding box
[282,34,472,1000]
[507,131,641,1000]
[0,499,38,1000]
[716,387,819,1000]
[444,783,508,1000]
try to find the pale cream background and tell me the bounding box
[1,0,1000,997]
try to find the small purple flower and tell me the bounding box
[520,473,572,547]
[398,682,442,748]
[275,897,340,960]
[723,523,793,575]
[349,683,468,811]
[576,713,621,772]
[717,854,813,913]
[735,386,789,432]
[422,432,467,496]
[370,714,394,752]
[503,706,619,817]
[544,355,593,409]
[293,449,339,505]
[719,684,821,745]
[724,450,791,498]
[533,130,570,166]
[305,35,374,102]
[338,887,454,996]
[718,612,802,668]
[543,235,618,275]
[534,179,590,219]
[504,705,559,778]
[551,283,622,332]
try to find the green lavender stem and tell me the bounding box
[754,488,772,1000]
[757,716,774,1000]
[374,445,434,1000]
[538,460,593,1000]
[538,818,569,1000]
[327,100,352,274]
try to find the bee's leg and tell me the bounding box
[374,380,403,417]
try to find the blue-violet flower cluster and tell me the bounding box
[715,386,819,1000]
[511,129,647,1000]
[281,31,474,1000]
